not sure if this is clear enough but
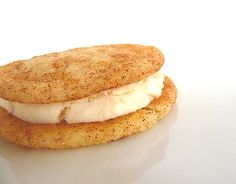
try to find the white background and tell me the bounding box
[0,0,236,184]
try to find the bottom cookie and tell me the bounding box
[0,76,177,149]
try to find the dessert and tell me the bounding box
[0,44,177,149]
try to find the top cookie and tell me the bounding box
[0,44,164,104]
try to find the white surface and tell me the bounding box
[0,0,236,184]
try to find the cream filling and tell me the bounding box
[0,72,165,124]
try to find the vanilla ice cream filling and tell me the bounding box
[0,72,165,124]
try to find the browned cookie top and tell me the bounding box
[0,44,164,103]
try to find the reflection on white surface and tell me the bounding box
[0,157,19,184]
[0,106,178,184]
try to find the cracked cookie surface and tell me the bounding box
[0,44,164,103]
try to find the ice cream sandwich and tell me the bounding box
[0,44,177,149]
